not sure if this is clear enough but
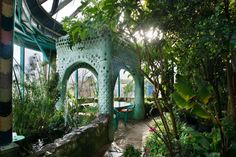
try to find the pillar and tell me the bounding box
[132,74,145,120]
[98,61,112,115]
[0,0,15,146]
[117,73,120,97]
[20,47,24,100]
[98,60,113,140]
[74,70,78,99]
[97,36,113,140]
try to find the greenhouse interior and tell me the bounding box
[0,0,236,157]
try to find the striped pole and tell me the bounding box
[0,0,14,146]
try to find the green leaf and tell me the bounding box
[171,92,194,110]
[199,137,210,150]
[195,78,212,104]
[86,7,99,14]
[80,30,87,40]
[191,105,210,119]
[174,75,195,101]
[208,152,220,157]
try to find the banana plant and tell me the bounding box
[171,75,213,119]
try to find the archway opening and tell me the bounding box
[113,69,136,128]
[65,67,98,128]
[114,69,135,101]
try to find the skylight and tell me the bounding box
[41,0,82,22]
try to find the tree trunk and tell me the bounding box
[226,58,236,125]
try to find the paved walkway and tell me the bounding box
[104,119,152,157]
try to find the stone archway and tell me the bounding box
[58,62,98,112]
[112,66,144,120]
[56,30,144,139]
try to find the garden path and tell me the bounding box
[104,118,152,157]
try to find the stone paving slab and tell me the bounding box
[104,119,152,157]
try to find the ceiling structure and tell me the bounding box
[14,0,80,53]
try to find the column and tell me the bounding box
[0,0,14,146]
[98,61,112,115]
[97,35,113,141]
[74,70,78,99]
[20,47,24,100]
[117,73,120,97]
[133,74,145,120]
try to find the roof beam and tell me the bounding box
[51,0,73,16]
[69,1,88,18]
[38,0,47,5]
[50,0,59,15]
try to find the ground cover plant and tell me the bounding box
[123,144,142,157]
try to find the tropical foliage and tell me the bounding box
[123,144,142,157]
[13,63,98,138]
[62,0,236,156]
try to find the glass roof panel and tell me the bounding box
[52,0,82,22]
[41,0,82,22]
[41,0,53,12]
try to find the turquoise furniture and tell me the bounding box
[113,108,120,130]
[120,104,135,127]
[114,104,135,129]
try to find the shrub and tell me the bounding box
[123,144,142,157]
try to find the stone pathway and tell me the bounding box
[104,119,152,157]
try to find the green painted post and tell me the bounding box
[33,35,49,62]
[133,74,145,120]
[20,47,25,100]
[74,70,79,99]
[0,0,15,146]
[17,0,22,22]
[117,73,121,97]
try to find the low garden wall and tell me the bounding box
[32,114,110,157]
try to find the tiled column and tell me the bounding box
[0,0,14,146]
[133,73,145,120]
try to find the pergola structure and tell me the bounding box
[56,30,145,139]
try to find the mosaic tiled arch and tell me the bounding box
[56,31,145,138]
[59,62,98,112]
[111,43,145,120]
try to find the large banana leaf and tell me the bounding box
[195,78,212,104]
[171,92,194,110]
[191,105,210,119]
[174,75,195,101]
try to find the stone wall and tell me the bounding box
[32,115,110,157]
